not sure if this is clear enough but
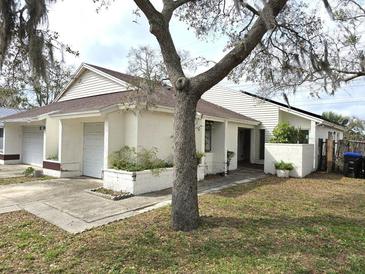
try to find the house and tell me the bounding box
[0,63,260,180]
[0,108,21,154]
[202,86,345,169]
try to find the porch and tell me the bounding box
[196,117,257,176]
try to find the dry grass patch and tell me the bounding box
[0,176,53,186]
[1,173,365,273]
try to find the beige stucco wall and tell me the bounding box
[123,111,138,149]
[106,111,125,158]
[60,119,83,166]
[3,124,22,155]
[137,110,174,162]
[45,118,60,160]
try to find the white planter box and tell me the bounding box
[104,165,206,195]
[276,169,290,178]
[103,168,174,195]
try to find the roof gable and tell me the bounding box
[57,64,132,102]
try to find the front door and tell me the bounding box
[238,128,251,163]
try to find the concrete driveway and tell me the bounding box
[0,168,266,234]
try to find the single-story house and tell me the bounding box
[0,63,260,180]
[0,107,21,153]
[202,86,345,169]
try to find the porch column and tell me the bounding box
[199,118,205,162]
[224,120,228,174]
[104,118,109,170]
[309,121,318,170]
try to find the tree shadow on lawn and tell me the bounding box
[304,172,349,181]
[213,176,290,198]
[199,214,365,232]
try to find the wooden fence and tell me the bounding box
[318,138,365,173]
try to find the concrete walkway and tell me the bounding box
[0,168,265,233]
[0,164,33,178]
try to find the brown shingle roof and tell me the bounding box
[3,64,259,124]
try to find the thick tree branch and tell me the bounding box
[134,0,186,85]
[133,0,161,22]
[192,0,288,94]
[162,0,193,21]
[243,3,260,16]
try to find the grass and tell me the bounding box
[1,173,365,273]
[0,176,53,186]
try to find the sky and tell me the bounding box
[48,0,365,120]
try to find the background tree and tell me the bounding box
[0,59,73,108]
[0,87,27,108]
[323,111,365,141]
[323,111,349,126]
[0,0,76,109]
[2,0,365,231]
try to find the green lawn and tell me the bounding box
[1,173,365,273]
[0,176,52,186]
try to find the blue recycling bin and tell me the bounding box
[343,152,363,178]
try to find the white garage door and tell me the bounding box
[22,126,44,166]
[83,123,104,178]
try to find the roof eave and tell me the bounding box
[198,112,260,126]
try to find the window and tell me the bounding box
[0,128,3,138]
[298,129,309,144]
[205,122,212,152]
[259,129,265,160]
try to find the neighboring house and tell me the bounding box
[0,63,260,178]
[202,86,345,169]
[0,108,21,152]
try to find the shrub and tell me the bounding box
[47,154,58,161]
[274,161,294,171]
[196,151,205,165]
[23,167,35,177]
[109,146,172,174]
[270,122,299,143]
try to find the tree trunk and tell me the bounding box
[172,87,200,231]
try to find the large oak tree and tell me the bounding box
[1,0,365,231]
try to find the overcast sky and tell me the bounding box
[48,0,365,119]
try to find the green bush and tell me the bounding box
[196,151,205,165]
[270,122,298,143]
[274,161,294,171]
[23,167,35,177]
[109,146,173,174]
[47,154,58,161]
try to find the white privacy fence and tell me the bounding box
[264,143,315,178]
